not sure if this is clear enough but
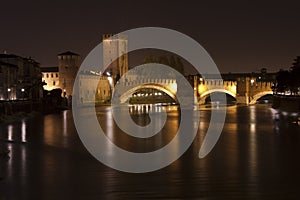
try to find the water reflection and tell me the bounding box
[249,122,257,181]
[63,110,67,137]
[1,105,300,199]
[249,106,256,123]
[7,125,13,141]
[21,120,26,143]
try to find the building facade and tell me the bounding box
[41,67,60,91]
[0,53,42,100]
[0,62,18,100]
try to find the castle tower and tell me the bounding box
[102,34,128,83]
[58,51,80,97]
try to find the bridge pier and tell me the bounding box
[236,95,249,105]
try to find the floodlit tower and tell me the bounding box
[102,34,128,84]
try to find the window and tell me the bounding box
[51,73,53,78]
[53,81,56,86]
[46,73,49,78]
[56,73,58,77]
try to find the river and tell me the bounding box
[0,104,300,199]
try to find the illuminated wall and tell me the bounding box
[41,68,60,91]
[76,73,111,104]
[103,34,128,81]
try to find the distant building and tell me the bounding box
[58,51,80,97]
[41,67,60,91]
[0,61,18,100]
[41,34,128,103]
[0,53,42,100]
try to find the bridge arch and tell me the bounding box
[249,91,274,104]
[198,89,236,104]
[118,83,177,104]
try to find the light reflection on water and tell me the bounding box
[21,120,26,143]
[7,125,13,141]
[0,104,300,199]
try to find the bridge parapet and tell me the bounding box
[198,79,237,97]
[194,75,274,105]
[123,78,176,86]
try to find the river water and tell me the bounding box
[0,104,300,199]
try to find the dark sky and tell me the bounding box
[1,0,299,73]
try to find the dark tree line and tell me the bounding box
[273,56,300,95]
[142,55,185,78]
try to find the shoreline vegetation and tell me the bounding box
[272,95,300,112]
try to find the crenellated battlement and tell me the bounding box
[196,77,274,104]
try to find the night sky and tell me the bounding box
[1,0,299,73]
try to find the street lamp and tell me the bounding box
[21,88,25,100]
[7,88,11,100]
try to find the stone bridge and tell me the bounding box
[114,78,177,104]
[105,73,276,105]
[195,74,275,104]
[115,75,274,105]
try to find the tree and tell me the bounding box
[274,69,290,94]
[289,56,300,95]
[143,55,185,78]
[290,56,300,72]
[273,56,300,95]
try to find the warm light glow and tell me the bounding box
[7,88,11,92]
[198,84,207,94]
[107,77,113,85]
[250,79,255,84]
[21,88,25,92]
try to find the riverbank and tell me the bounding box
[0,111,40,124]
[272,95,300,112]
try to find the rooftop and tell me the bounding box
[58,51,79,56]
[0,61,18,67]
[40,66,59,72]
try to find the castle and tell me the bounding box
[41,34,128,103]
